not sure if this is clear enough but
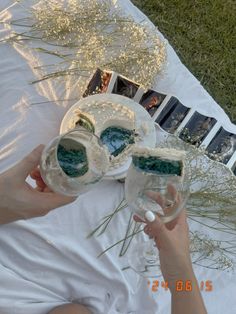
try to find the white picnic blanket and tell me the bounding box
[0,1,235,314]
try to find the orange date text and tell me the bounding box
[147,280,213,292]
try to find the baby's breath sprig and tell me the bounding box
[2,0,167,88]
[190,231,235,270]
[90,134,236,270]
[87,197,127,239]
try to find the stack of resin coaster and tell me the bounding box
[82,68,236,176]
[60,94,156,180]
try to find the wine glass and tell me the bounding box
[125,147,190,278]
[40,128,110,196]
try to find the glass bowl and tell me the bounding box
[40,128,110,196]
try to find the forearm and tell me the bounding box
[171,269,207,314]
[0,207,21,225]
[48,303,92,314]
[0,194,27,225]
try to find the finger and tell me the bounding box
[162,187,182,222]
[30,168,50,191]
[162,184,177,213]
[175,208,188,226]
[133,214,146,223]
[145,190,177,218]
[43,186,53,193]
[30,167,41,180]
[144,225,149,233]
[145,190,165,208]
[166,208,187,231]
[35,185,53,193]
[35,178,47,189]
[167,183,177,200]
[35,186,44,192]
[155,193,165,208]
[144,211,169,249]
[143,225,151,233]
[10,145,45,181]
[144,227,153,239]
[145,211,166,236]
[171,192,182,211]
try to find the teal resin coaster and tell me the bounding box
[132,155,183,176]
[100,126,135,157]
[57,142,88,177]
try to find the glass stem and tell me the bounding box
[145,239,158,262]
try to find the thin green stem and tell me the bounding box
[97,228,144,258]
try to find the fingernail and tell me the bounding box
[145,211,156,222]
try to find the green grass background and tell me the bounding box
[132,0,236,123]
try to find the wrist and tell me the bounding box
[166,262,195,294]
[169,267,197,295]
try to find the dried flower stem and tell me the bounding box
[1,0,166,88]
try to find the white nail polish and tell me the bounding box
[145,211,156,222]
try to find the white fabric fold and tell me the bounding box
[0,1,235,313]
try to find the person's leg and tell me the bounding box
[48,303,92,314]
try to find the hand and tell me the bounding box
[48,303,92,314]
[0,144,76,225]
[134,189,193,293]
[134,188,207,314]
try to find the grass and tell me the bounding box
[132,0,236,123]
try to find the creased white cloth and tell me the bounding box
[0,1,235,314]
